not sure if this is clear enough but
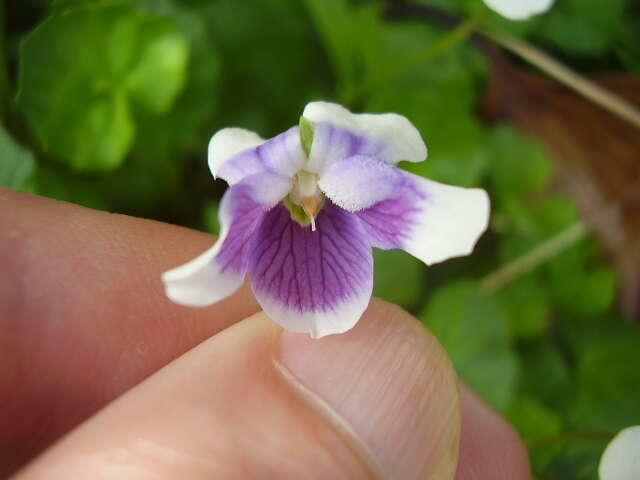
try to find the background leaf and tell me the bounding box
[420,280,519,411]
[17,2,189,171]
[0,124,35,189]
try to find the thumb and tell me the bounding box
[13,299,460,480]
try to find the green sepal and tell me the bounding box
[299,116,314,157]
[283,195,312,226]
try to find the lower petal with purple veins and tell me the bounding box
[249,202,373,338]
[162,172,292,307]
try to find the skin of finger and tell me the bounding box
[12,316,369,480]
[277,299,461,480]
[455,384,531,480]
[0,188,260,474]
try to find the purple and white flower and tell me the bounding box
[483,0,554,20]
[162,102,489,338]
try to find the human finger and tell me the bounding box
[0,188,259,473]
[13,299,461,480]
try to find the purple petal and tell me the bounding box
[249,201,373,338]
[356,171,490,265]
[306,122,388,174]
[303,102,427,164]
[216,126,305,185]
[162,172,292,306]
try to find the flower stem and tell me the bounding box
[481,221,586,292]
[483,29,640,131]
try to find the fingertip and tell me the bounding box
[278,298,461,480]
[455,383,531,480]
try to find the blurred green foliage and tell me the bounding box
[0,124,34,188]
[1,0,639,478]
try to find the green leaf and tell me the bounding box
[616,18,640,73]
[499,275,550,339]
[32,165,108,211]
[543,439,605,480]
[404,112,489,187]
[499,195,579,261]
[52,0,97,10]
[488,125,552,196]
[519,343,573,412]
[572,331,640,433]
[124,23,188,114]
[537,0,628,56]
[82,90,134,171]
[508,395,563,443]
[204,0,326,134]
[0,124,36,189]
[373,249,426,310]
[507,395,565,474]
[548,260,616,317]
[302,0,361,99]
[17,2,189,171]
[132,0,221,159]
[367,23,490,187]
[420,280,519,411]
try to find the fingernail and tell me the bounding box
[276,300,461,480]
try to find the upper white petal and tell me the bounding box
[403,176,490,265]
[599,426,640,480]
[208,127,265,179]
[483,0,554,20]
[303,101,427,164]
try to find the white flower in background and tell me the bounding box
[162,101,489,338]
[599,426,640,480]
[483,0,555,20]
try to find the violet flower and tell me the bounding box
[162,102,489,338]
[483,0,554,20]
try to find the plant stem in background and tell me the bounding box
[347,13,484,104]
[481,221,586,292]
[483,30,640,131]
[384,2,640,131]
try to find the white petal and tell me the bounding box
[599,426,640,480]
[318,155,400,211]
[303,101,427,164]
[483,0,554,20]
[162,173,291,307]
[162,241,242,307]
[257,287,371,339]
[162,219,242,307]
[208,127,264,179]
[403,176,490,265]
